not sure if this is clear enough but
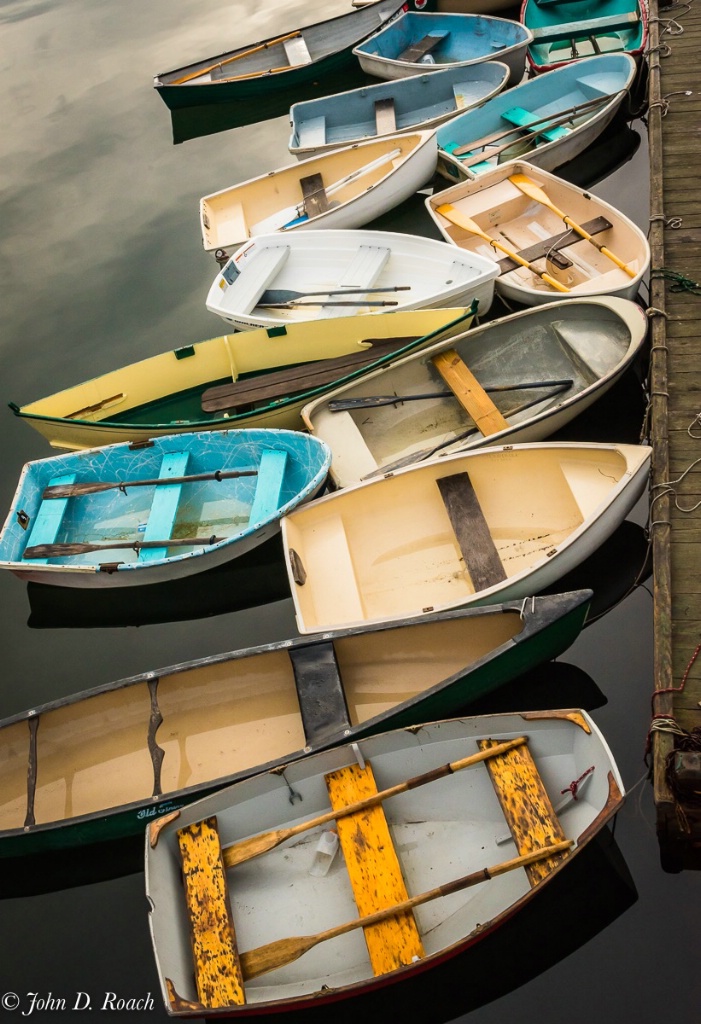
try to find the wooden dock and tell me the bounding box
[648,0,701,870]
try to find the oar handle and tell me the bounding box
[23,536,226,559]
[43,468,258,499]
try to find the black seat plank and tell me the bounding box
[289,641,351,746]
[300,173,330,217]
[437,472,507,591]
[496,217,612,274]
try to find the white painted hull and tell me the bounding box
[301,296,649,488]
[426,160,650,305]
[146,711,624,1015]
[206,229,499,331]
[281,441,651,633]
[200,131,438,255]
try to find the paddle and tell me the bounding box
[328,379,576,411]
[222,736,527,869]
[23,536,226,559]
[361,379,573,477]
[42,468,258,500]
[170,31,303,85]
[449,93,619,158]
[259,299,401,309]
[436,204,570,293]
[508,173,638,278]
[239,840,574,980]
[260,286,411,303]
[250,148,402,234]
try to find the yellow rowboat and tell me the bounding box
[8,308,475,452]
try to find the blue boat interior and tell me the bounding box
[525,0,643,66]
[355,12,530,63]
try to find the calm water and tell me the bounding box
[0,1,699,1022]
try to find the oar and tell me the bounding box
[239,840,574,980]
[328,379,575,411]
[259,299,400,309]
[436,204,570,293]
[42,468,258,500]
[222,736,527,869]
[170,31,304,85]
[250,148,402,234]
[260,286,411,304]
[508,173,637,278]
[23,536,226,559]
[449,92,618,158]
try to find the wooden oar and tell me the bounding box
[328,379,575,411]
[222,736,527,869]
[436,204,570,293]
[508,173,637,278]
[259,299,400,309]
[239,840,573,980]
[260,286,411,304]
[170,31,304,85]
[449,92,618,158]
[42,468,258,500]
[251,148,402,234]
[23,536,226,559]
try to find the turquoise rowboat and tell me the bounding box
[0,429,331,588]
[520,0,648,74]
[0,590,591,888]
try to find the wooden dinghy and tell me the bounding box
[426,160,650,304]
[352,11,532,84]
[288,62,510,159]
[153,0,405,110]
[301,296,648,488]
[205,229,499,332]
[281,440,651,633]
[145,710,624,1016]
[0,591,591,872]
[434,52,637,182]
[521,0,648,75]
[200,131,438,256]
[0,429,330,589]
[9,308,475,452]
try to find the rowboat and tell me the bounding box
[280,440,651,633]
[434,53,637,182]
[354,0,519,13]
[0,429,330,589]
[0,591,591,874]
[145,710,624,1016]
[301,296,649,488]
[9,308,475,451]
[352,11,532,84]
[205,229,499,331]
[426,160,650,304]
[288,62,511,159]
[153,0,405,110]
[521,0,648,75]
[200,131,438,256]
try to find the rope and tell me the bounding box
[649,268,701,295]
[561,765,595,800]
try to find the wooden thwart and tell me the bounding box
[300,173,330,217]
[495,216,612,274]
[178,816,246,1007]
[375,97,397,134]
[437,472,507,591]
[478,737,569,886]
[398,31,449,62]
[431,349,510,435]
[325,761,425,976]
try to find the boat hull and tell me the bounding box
[521,0,648,74]
[145,711,624,1015]
[0,592,590,874]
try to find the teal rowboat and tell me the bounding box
[520,0,648,74]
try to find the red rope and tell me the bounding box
[561,765,595,800]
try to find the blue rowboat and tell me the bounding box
[153,0,405,110]
[288,61,510,159]
[0,429,331,588]
[434,52,637,182]
[520,0,648,74]
[352,11,532,85]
